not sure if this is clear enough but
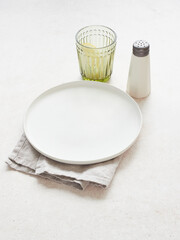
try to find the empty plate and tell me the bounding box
[24,81,142,164]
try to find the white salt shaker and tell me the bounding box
[127,40,150,98]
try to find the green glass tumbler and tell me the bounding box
[76,25,117,82]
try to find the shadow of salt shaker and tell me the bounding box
[127,40,150,98]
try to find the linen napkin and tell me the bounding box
[6,133,121,190]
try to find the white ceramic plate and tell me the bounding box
[24,81,142,165]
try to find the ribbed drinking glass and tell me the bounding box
[76,25,117,82]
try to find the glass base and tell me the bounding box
[82,75,110,82]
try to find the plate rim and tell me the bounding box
[24,81,143,165]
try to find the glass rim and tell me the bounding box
[75,25,117,50]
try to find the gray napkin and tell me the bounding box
[6,134,121,190]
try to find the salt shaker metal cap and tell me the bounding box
[127,40,151,98]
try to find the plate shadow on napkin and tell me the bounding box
[6,133,122,191]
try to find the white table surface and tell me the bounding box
[0,0,180,239]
